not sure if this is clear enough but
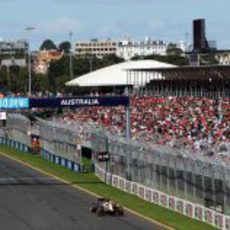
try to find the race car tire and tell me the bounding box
[96,207,104,216]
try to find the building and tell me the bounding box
[193,19,217,53]
[75,39,117,59]
[65,59,175,88]
[116,37,167,60]
[0,39,27,68]
[215,50,230,65]
[1,58,26,67]
[33,50,64,74]
[0,39,27,56]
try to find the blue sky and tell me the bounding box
[0,0,229,50]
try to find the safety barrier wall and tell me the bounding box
[0,137,82,172]
[95,164,230,230]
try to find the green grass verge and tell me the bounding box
[81,156,92,166]
[0,146,217,230]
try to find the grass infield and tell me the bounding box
[0,146,217,230]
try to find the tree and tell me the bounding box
[17,67,28,93]
[47,56,70,93]
[74,57,93,76]
[199,53,219,65]
[100,54,124,67]
[33,73,49,93]
[0,66,9,92]
[9,65,20,93]
[40,39,57,51]
[58,41,71,53]
[133,53,189,66]
[166,43,183,56]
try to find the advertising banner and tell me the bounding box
[119,178,125,190]
[177,200,184,214]
[169,197,176,210]
[185,203,193,218]
[0,111,6,120]
[0,97,29,109]
[205,209,213,225]
[125,180,132,193]
[195,206,203,221]
[132,183,138,195]
[145,189,152,202]
[214,214,223,229]
[226,217,230,230]
[160,194,167,207]
[138,186,145,199]
[113,177,119,187]
[29,96,129,108]
[152,191,159,204]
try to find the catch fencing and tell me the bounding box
[91,126,230,216]
[3,113,230,229]
[95,164,230,230]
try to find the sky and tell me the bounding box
[0,0,229,50]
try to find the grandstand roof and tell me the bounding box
[128,64,230,81]
[65,60,176,87]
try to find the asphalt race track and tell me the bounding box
[0,154,164,230]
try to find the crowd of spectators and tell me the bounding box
[59,96,230,160]
[5,92,228,160]
[4,91,229,160]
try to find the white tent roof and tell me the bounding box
[65,60,176,87]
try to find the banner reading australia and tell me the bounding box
[29,96,129,108]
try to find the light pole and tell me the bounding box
[69,31,73,79]
[25,27,35,96]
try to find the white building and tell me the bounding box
[215,51,230,65]
[0,39,27,56]
[116,37,167,60]
[0,39,27,67]
[65,60,176,87]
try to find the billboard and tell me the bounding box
[0,96,129,109]
[29,96,129,108]
[0,97,29,109]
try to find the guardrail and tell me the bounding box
[0,137,94,173]
[95,164,230,230]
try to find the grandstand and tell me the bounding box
[127,64,230,98]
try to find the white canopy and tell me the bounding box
[65,60,176,87]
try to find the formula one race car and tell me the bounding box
[95,151,110,162]
[90,198,124,216]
